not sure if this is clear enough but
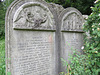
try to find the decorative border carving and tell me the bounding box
[59,7,84,32]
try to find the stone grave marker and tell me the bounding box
[59,7,84,72]
[5,0,85,75]
[5,0,57,75]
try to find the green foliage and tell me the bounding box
[0,0,14,39]
[0,2,5,39]
[83,0,100,74]
[0,39,5,75]
[7,72,11,75]
[60,50,99,75]
[3,0,14,9]
[45,0,95,15]
[60,0,100,75]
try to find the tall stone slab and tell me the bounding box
[5,0,58,75]
[59,7,84,72]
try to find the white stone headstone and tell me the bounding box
[5,0,57,75]
[59,7,84,72]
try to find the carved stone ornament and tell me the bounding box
[13,2,55,30]
[61,10,84,31]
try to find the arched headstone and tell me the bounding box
[5,0,85,74]
[5,0,57,75]
[59,7,84,72]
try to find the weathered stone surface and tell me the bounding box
[49,3,64,16]
[5,0,57,75]
[11,31,55,75]
[60,7,84,32]
[59,7,84,72]
[13,2,55,30]
[5,0,85,75]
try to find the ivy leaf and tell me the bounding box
[7,72,11,75]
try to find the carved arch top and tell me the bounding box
[59,7,84,32]
[13,2,56,30]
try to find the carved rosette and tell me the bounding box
[13,2,55,30]
[61,9,84,32]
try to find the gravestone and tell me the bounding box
[5,0,58,75]
[59,7,84,72]
[5,0,85,75]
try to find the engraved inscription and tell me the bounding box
[62,13,83,31]
[11,32,55,75]
[61,32,83,62]
[13,2,55,30]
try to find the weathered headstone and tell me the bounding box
[5,0,85,75]
[59,7,84,72]
[5,0,57,75]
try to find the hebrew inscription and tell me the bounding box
[13,2,55,30]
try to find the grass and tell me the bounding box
[0,39,5,75]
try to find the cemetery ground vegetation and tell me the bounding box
[60,0,100,75]
[0,39,5,75]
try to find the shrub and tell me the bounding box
[0,39,5,75]
[60,49,99,75]
[0,0,14,39]
[83,0,100,74]
[60,0,100,75]
[0,2,5,39]
[45,0,95,15]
